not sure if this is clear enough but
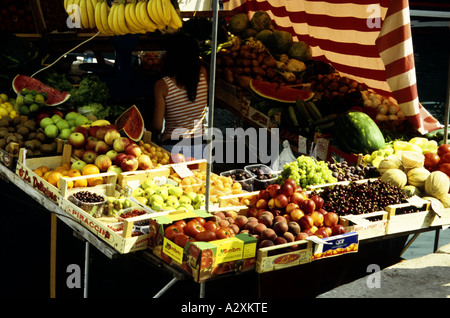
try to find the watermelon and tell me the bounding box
[115,105,144,142]
[249,79,314,103]
[334,111,385,154]
[12,74,70,106]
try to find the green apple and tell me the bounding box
[178,204,194,212]
[141,179,157,190]
[44,124,59,138]
[136,196,148,205]
[71,160,87,171]
[56,119,70,131]
[132,187,145,198]
[59,128,72,140]
[156,187,169,200]
[194,193,206,205]
[168,186,183,198]
[150,194,164,205]
[144,187,156,199]
[165,195,179,208]
[185,191,198,203]
[178,195,192,205]
[39,117,53,129]
[51,114,62,123]
[151,201,164,212]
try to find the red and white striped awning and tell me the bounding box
[222,0,443,134]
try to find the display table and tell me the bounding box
[1,161,447,298]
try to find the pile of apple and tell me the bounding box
[212,178,346,249]
[67,124,155,175]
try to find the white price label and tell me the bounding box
[171,163,194,178]
[298,135,307,154]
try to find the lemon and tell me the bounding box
[0,93,8,103]
[0,107,8,117]
[9,110,17,118]
[3,102,13,113]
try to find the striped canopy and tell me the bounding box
[222,0,443,134]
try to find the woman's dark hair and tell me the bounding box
[162,33,201,102]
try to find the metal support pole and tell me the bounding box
[444,54,450,144]
[83,241,90,298]
[433,228,441,252]
[199,282,206,298]
[153,277,178,298]
[205,0,220,212]
[50,214,57,298]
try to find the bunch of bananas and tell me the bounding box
[64,0,183,35]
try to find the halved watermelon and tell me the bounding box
[12,74,71,106]
[115,105,144,142]
[249,79,314,103]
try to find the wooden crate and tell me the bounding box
[255,240,313,273]
[430,208,450,227]
[385,196,432,234]
[339,211,388,240]
[60,198,151,254]
[15,146,72,204]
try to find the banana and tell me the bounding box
[167,0,182,29]
[148,0,164,29]
[79,0,90,29]
[129,1,144,30]
[100,0,114,35]
[116,1,131,34]
[108,3,120,35]
[64,0,70,11]
[94,0,107,34]
[91,119,111,126]
[154,0,167,26]
[124,2,141,33]
[137,0,157,32]
[159,0,171,25]
[87,0,97,29]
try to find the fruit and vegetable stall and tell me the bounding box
[0,0,449,298]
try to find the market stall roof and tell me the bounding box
[223,0,443,134]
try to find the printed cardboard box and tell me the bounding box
[311,232,359,260]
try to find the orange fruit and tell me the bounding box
[43,171,51,181]
[33,168,43,177]
[47,171,63,187]
[87,176,103,187]
[74,178,88,188]
[81,164,100,176]
[66,168,82,178]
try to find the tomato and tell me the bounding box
[215,227,235,239]
[194,217,206,226]
[437,144,450,157]
[440,152,450,164]
[173,232,195,248]
[164,225,183,241]
[204,220,219,232]
[196,230,217,242]
[174,220,187,230]
[424,152,441,171]
[438,163,450,177]
[184,220,205,239]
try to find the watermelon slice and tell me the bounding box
[12,74,71,106]
[249,79,314,103]
[115,105,144,142]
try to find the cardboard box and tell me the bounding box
[311,232,359,260]
[147,209,257,282]
[340,211,388,240]
[255,239,313,273]
[0,142,19,171]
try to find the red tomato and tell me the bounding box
[194,217,206,225]
[196,230,217,242]
[164,225,183,241]
[438,163,450,177]
[173,233,195,248]
[204,220,219,232]
[174,220,187,230]
[424,152,441,171]
[184,220,205,239]
[440,152,450,164]
[215,227,235,239]
[437,144,450,157]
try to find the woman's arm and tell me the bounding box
[150,78,167,138]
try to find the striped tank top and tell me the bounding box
[161,73,208,141]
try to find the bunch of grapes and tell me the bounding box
[278,156,337,188]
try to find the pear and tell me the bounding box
[165,195,179,208]
[132,187,145,198]
[141,179,156,190]
[169,186,183,198]
[178,203,194,212]
[179,195,192,205]
[144,187,156,199]
[156,187,169,200]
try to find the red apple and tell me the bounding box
[125,143,142,157]
[301,199,316,214]
[295,232,310,240]
[299,215,314,231]
[95,140,110,154]
[324,212,339,228]
[290,191,307,205]
[267,184,280,198]
[283,178,297,189]
[82,150,98,164]
[258,189,271,201]
[246,207,258,218]
[321,226,333,237]
[310,195,324,210]
[170,153,185,164]
[270,209,282,216]
[331,224,346,236]
[279,182,294,197]
[138,154,153,170]
[94,154,112,172]
[72,126,89,138]
[255,198,268,209]
[72,148,84,158]
[103,129,120,144]
[267,198,276,210]
[120,154,138,171]
[314,228,329,239]
[113,152,127,166]
[318,208,328,216]
[88,125,100,137]
[67,132,86,149]
[85,136,99,150]
[289,208,305,222]
[95,126,110,140]
[274,194,289,209]
[310,211,324,227]
[285,202,299,214]
[113,137,131,152]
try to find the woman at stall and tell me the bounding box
[150,33,208,160]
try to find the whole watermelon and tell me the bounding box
[334,111,385,154]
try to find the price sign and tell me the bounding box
[298,135,307,154]
[171,163,194,178]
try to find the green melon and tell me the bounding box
[249,79,314,103]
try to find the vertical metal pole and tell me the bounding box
[50,214,57,298]
[83,241,90,298]
[205,0,219,212]
[199,282,206,298]
[443,54,450,144]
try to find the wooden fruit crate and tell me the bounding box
[15,146,72,204]
[385,196,433,234]
[339,211,388,240]
[255,239,313,273]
